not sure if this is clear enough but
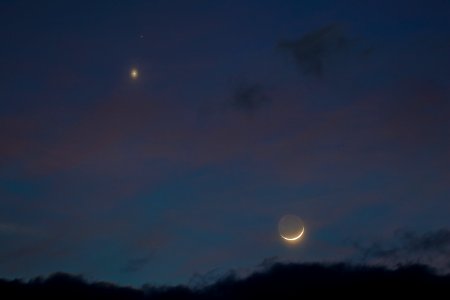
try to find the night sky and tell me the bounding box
[1,0,449,287]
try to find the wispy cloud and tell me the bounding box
[278,23,362,77]
[120,256,153,273]
[230,82,270,113]
[353,228,450,273]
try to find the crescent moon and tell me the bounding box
[281,226,304,241]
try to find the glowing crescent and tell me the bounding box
[281,226,304,241]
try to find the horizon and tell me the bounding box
[2,260,449,286]
[2,261,450,299]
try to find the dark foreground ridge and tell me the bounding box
[1,263,449,299]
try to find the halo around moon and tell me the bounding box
[278,214,305,242]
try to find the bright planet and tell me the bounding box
[130,68,138,79]
[278,214,305,242]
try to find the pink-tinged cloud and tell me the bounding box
[0,78,448,194]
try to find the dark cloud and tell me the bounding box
[278,23,357,77]
[1,262,450,299]
[353,229,450,272]
[230,82,270,113]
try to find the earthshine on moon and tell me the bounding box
[278,214,305,242]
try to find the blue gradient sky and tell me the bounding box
[0,0,449,286]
